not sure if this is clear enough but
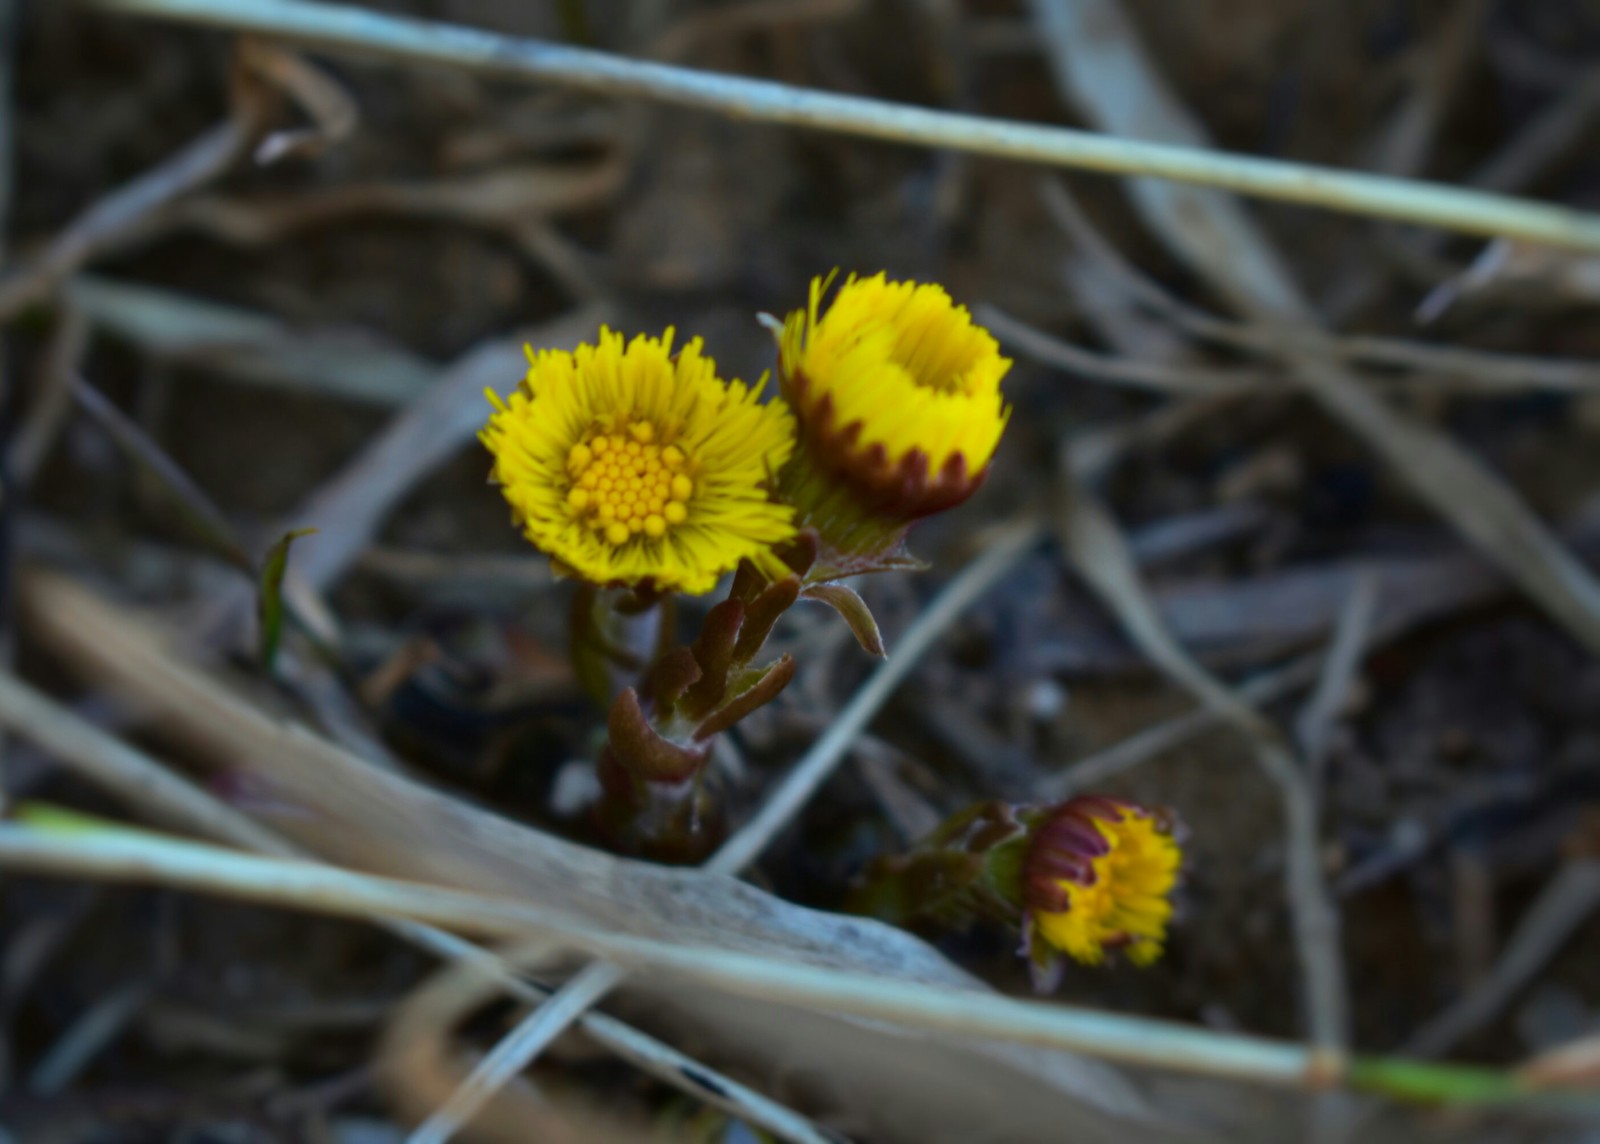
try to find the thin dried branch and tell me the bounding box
[1046,504,1600,673]
[1030,0,1600,668]
[71,375,252,571]
[1040,650,1325,801]
[241,38,359,164]
[1294,575,1379,788]
[1040,180,1600,396]
[380,948,658,1144]
[427,521,1045,1129]
[1363,0,1485,178]
[79,0,1600,252]
[982,305,1263,395]
[0,106,265,322]
[1404,860,1600,1058]
[0,827,1324,1090]
[169,161,623,245]
[1468,71,1600,196]
[0,670,832,1140]
[404,962,630,1144]
[11,304,88,488]
[69,276,440,406]
[4,826,1591,1114]
[28,981,152,1094]
[1056,467,1350,1059]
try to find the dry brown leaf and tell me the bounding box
[17,569,1183,1144]
[170,161,625,246]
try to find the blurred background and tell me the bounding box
[5,1,1600,1140]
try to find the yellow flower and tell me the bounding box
[777,272,1011,519]
[1023,797,1181,968]
[481,328,796,595]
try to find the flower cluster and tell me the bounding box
[481,273,1013,594]
[479,276,1189,967]
[480,273,1022,862]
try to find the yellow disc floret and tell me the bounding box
[779,272,1012,480]
[1026,799,1181,967]
[565,423,693,545]
[481,328,796,595]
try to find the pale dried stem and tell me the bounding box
[1294,575,1380,791]
[79,0,1600,253]
[0,118,259,322]
[1036,183,1600,396]
[1041,650,1325,801]
[0,671,830,1142]
[1405,860,1600,1058]
[1056,466,1351,1055]
[0,827,1321,1089]
[425,522,1045,1139]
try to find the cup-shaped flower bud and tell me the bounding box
[851,795,1181,989]
[482,328,797,596]
[774,273,1011,576]
[1022,796,1182,972]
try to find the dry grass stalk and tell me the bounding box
[16,568,1167,1141]
[81,0,1600,253]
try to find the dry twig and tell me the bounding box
[3,825,1593,1117]
[417,520,1045,1139]
[1294,576,1379,792]
[0,114,264,322]
[80,0,1600,252]
[1037,182,1600,396]
[10,304,88,488]
[17,569,1161,1141]
[241,38,358,164]
[68,276,439,407]
[1404,860,1600,1059]
[1041,651,1326,801]
[0,827,1361,1090]
[1055,464,1351,1060]
[0,671,833,1142]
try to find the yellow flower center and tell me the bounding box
[565,419,694,547]
[482,328,795,595]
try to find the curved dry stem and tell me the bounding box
[0,671,831,1142]
[0,826,1317,1089]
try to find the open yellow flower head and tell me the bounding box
[1022,796,1181,969]
[481,328,796,595]
[778,272,1011,521]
